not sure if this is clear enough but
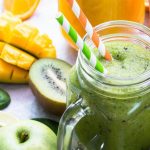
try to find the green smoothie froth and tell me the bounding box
[99,41,150,78]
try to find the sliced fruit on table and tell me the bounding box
[26,34,56,58]
[0,42,36,70]
[0,13,56,59]
[0,120,57,150]
[29,58,72,115]
[0,12,21,42]
[0,88,11,110]
[0,112,18,127]
[32,118,59,134]
[7,22,39,50]
[3,0,40,20]
[0,12,56,84]
[0,59,29,83]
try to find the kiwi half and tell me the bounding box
[29,58,71,115]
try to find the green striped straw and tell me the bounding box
[56,12,107,75]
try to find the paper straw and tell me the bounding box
[66,0,112,61]
[56,12,107,74]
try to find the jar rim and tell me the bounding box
[79,20,150,86]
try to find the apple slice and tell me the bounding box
[0,120,57,150]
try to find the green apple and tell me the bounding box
[0,111,18,127]
[0,120,57,150]
[32,118,59,134]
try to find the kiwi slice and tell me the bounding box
[29,58,71,115]
[0,88,11,110]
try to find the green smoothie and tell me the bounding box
[101,41,150,78]
[67,40,150,150]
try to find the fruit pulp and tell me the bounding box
[3,0,40,20]
[4,0,36,15]
[59,0,145,47]
[66,40,150,150]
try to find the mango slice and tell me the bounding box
[0,12,21,42]
[0,12,56,59]
[0,42,36,70]
[27,34,56,58]
[8,23,39,50]
[0,12,56,84]
[0,59,28,83]
[0,18,10,41]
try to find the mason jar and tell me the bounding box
[57,21,150,150]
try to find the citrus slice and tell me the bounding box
[3,0,40,20]
[0,111,19,127]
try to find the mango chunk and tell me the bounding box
[26,34,55,58]
[1,43,20,65]
[0,12,21,42]
[0,42,5,53]
[0,12,56,59]
[17,52,36,70]
[0,59,28,83]
[0,12,56,84]
[39,46,56,58]
[0,18,11,41]
[8,23,39,49]
[11,66,29,83]
[0,42,36,70]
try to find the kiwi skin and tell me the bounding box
[29,79,66,116]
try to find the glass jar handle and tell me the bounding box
[57,98,89,150]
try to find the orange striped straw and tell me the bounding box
[67,0,112,61]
